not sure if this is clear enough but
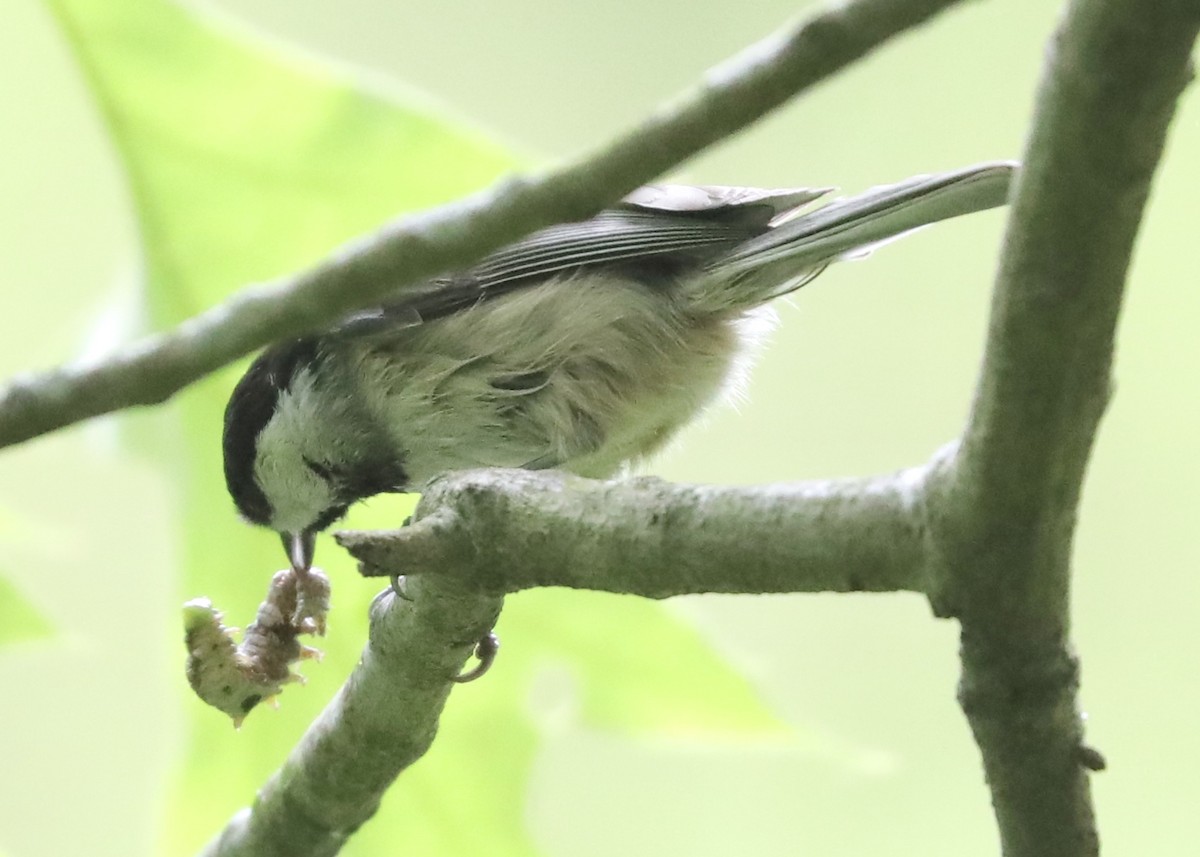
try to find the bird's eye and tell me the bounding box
[303,457,335,482]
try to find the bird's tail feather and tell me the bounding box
[689,161,1016,313]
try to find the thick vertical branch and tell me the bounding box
[927,1,1200,855]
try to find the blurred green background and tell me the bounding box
[0,1,1196,855]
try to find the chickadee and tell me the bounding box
[224,163,1013,574]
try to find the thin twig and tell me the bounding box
[0,0,969,451]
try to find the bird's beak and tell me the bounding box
[283,530,316,573]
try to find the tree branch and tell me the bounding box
[199,577,502,857]
[0,0,970,452]
[336,468,931,598]
[200,461,936,857]
[923,1,1200,855]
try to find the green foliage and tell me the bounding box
[0,508,53,647]
[0,574,53,648]
[46,0,785,853]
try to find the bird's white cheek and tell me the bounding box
[253,423,337,534]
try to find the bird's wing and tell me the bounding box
[466,208,744,287]
[329,185,829,337]
[622,184,830,216]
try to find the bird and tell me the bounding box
[223,162,1014,578]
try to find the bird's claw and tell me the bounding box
[390,574,414,601]
[453,632,500,683]
[383,573,497,682]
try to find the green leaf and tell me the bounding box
[505,589,787,736]
[48,0,784,853]
[0,574,54,647]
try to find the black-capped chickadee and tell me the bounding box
[224,163,1014,573]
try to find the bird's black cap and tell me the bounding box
[222,338,322,526]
